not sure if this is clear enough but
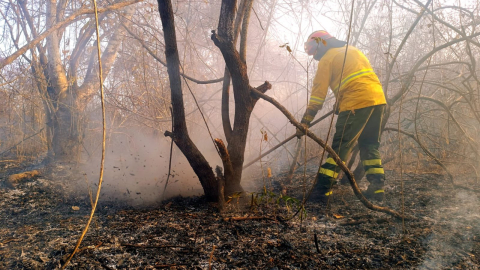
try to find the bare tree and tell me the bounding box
[157,0,271,201]
[1,0,139,162]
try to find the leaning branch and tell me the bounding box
[251,89,411,220]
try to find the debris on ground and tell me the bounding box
[0,162,479,269]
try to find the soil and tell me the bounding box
[0,162,479,269]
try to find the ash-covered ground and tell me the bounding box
[0,162,479,269]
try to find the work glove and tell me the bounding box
[295,123,309,138]
[301,108,317,124]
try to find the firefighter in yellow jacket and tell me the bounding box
[296,30,387,202]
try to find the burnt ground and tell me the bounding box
[0,162,479,270]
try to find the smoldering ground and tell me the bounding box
[76,127,220,207]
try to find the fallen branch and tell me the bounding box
[121,243,188,249]
[314,234,320,253]
[251,88,414,220]
[208,245,216,270]
[223,216,277,222]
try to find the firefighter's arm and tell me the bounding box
[300,61,331,126]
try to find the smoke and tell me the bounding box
[419,189,480,269]
[79,128,206,207]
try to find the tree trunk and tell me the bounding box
[158,0,218,201]
[51,92,82,161]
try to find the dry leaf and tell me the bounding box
[263,132,268,141]
[72,206,80,211]
[333,214,344,219]
[267,167,272,178]
[286,45,292,53]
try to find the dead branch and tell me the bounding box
[223,216,277,222]
[251,89,414,220]
[154,264,188,268]
[121,243,188,249]
[403,96,477,147]
[208,245,216,270]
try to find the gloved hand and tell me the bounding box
[295,123,309,138]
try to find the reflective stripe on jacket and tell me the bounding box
[307,45,386,113]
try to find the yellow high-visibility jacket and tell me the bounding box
[306,45,386,117]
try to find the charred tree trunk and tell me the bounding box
[212,0,270,197]
[158,0,218,201]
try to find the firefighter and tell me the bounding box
[296,30,387,202]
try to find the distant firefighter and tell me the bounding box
[297,30,387,203]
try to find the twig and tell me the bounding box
[314,234,320,253]
[77,242,103,253]
[286,139,302,183]
[251,7,264,30]
[208,245,216,270]
[121,243,188,249]
[161,107,174,201]
[339,220,364,226]
[100,262,115,270]
[223,216,278,222]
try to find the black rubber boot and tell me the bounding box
[363,174,385,202]
[308,174,335,204]
[309,187,332,204]
[362,185,384,202]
